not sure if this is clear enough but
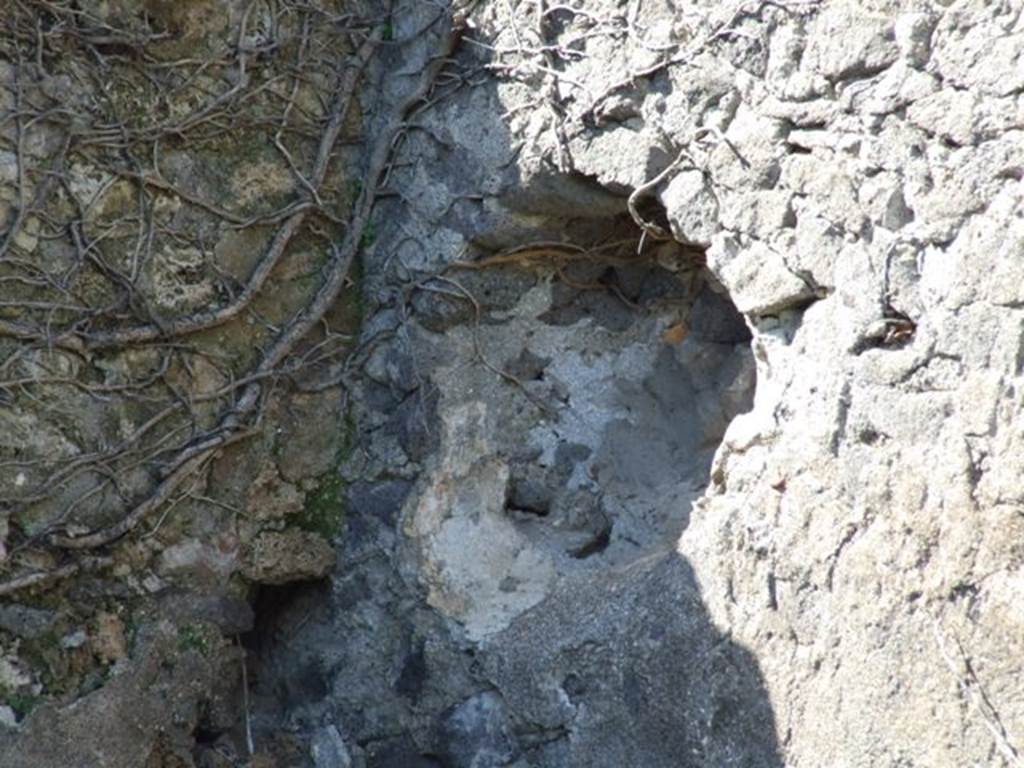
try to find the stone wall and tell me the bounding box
[2,1,1023,767]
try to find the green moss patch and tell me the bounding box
[0,687,39,719]
[295,409,355,541]
[176,623,212,657]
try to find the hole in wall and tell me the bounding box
[240,580,334,738]
[397,209,758,643]
[435,209,755,557]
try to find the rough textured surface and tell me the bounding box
[0,620,235,767]
[3,0,1024,766]
[0,1,359,762]
[242,530,336,585]
[249,2,1024,767]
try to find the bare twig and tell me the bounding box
[239,636,256,757]
[416,274,557,418]
[933,618,1023,767]
[627,147,694,243]
[0,556,113,597]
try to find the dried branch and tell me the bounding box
[0,1,476,570]
[933,618,1023,767]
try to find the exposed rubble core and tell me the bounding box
[248,203,762,765]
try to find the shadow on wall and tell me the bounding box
[245,543,784,768]
[480,553,783,768]
[244,2,784,765]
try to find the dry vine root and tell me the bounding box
[0,0,473,594]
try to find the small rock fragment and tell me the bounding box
[241,530,335,585]
[90,612,127,664]
[310,725,353,768]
